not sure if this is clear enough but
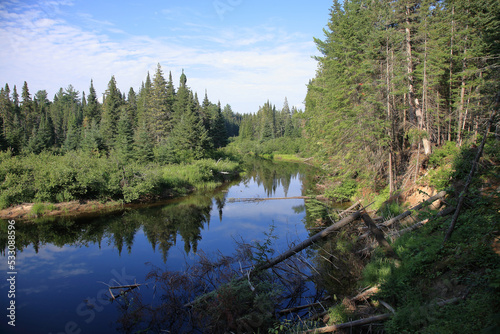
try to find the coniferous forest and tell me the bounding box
[0,0,499,208]
[1,0,500,332]
[0,64,243,208]
[304,0,499,192]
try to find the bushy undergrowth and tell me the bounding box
[324,178,358,202]
[360,136,500,333]
[0,151,239,209]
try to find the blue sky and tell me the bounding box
[0,0,332,114]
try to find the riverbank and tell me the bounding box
[295,139,500,333]
[0,152,240,220]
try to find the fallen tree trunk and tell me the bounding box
[357,191,447,242]
[361,212,399,260]
[254,209,364,273]
[227,196,310,203]
[338,200,362,218]
[380,190,447,228]
[302,296,464,333]
[302,313,392,333]
[444,99,498,243]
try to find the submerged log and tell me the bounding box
[227,196,310,203]
[185,208,367,308]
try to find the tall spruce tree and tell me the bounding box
[148,63,170,143]
[100,76,121,149]
[114,111,134,162]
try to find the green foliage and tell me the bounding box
[30,202,57,217]
[0,150,239,209]
[327,303,351,325]
[366,205,500,333]
[379,201,407,219]
[428,141,460,168]
[324,178,358,202]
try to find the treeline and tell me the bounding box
[230,98,306,155]
[0,63,241,163]
[239,98,302,141]
[305,0,499,191]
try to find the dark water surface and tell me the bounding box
[0,160,321,334]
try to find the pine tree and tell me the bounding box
[114,112,134,162]
[100,76,121,149]
[84,79,100,123]
[81,119,103,154]
[148,63,170,143]
[134,120,154,163]
[21,81,35,143]
[127,87,138,129]
[170,93,211,161]
[136,72,152,128]
[64,112,80,152]
[173,69,190,123]
[210,101,228,148]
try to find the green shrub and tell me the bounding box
[324,178,358,202]
[428,141,459,168]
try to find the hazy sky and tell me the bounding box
[0,0,332,114]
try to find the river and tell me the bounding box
[1,159,326,334]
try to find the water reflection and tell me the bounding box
[0,159,324,334]
[0,159,319,262]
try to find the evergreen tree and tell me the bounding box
[63,112,80,152]
[21,81,35,142]
[173,69,190,121]
[148,63,170,142]
[114,111,134,162]
[170,93,211,161]
[127,87,138,129]
[134,120,154,163]
[209,101,228,148]
[100,76,121,149]
[81,119,103,154]
[84,79,100,123]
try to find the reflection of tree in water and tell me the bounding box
[241,158,318,198]
[142,194,214,260]
[0,193,219,261]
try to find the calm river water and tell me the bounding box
[0,159,322,334]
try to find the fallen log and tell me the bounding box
[351,286,380,302]
[302,296,464,333]
[357,191,447,242]
[185,208,367,308]
[361,212,399,260]
[254,208,366,273]
[108,283,142,300]
[358,205,456,255]
[227,196,310,203]
[302,313,392,333]
[379,190,447,228]
[279,296,331,315]
[338,200,362,218]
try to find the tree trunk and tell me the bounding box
[361,212,399,259]
[254,210,363,272]
[444,102,498,243]
[406,4,416,124]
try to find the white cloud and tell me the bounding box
[0,2,317,114]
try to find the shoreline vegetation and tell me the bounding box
[0,151,240,220]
